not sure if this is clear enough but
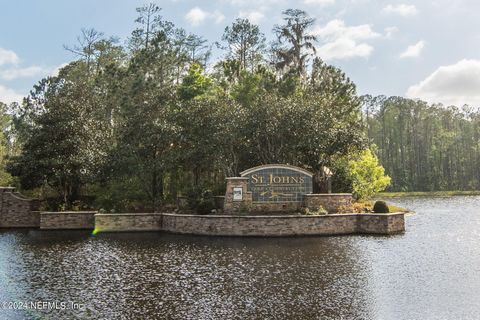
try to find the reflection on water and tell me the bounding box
[1,196,480,319]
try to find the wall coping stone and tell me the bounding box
[41,211,97,215]
[240,164,314,177]
[96,213,164,217]
[304,193,353,196]
[0,187,15,191]
[161,212,404,218]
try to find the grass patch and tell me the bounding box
[353,200,409,213]
[377,191,480,197]
[386,204,409,213]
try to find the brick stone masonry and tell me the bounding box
[223,174,353,214]
[303,194,353,213]
[95,213,163,232]
[95,212,405,236]
[0,187,40,228]
[224,177,252,213]
[40,211,97,230]
[0,186,405,236]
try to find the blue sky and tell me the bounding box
[1,0,479,107]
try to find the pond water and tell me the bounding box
[1,196,480,319]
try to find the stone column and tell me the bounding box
[223,177,252,213]
[0,187,15,227]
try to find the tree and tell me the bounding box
[130,3,164,50]
[273,9,317,78]
[7,26,124,209]
[297,60,366,185]
[184,33,211,65]
[0,102,14,186]
[178,63,212,101]
[347,149,391,199]
[64,28,105,72]
[7,63,112,208]
[111,91,175,211]
[363,95,480,192]
[230,65,276,106]
[104,8,189,211]
[15,6,471,213]
[220,18,266,72]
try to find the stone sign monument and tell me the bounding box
[240,164,313,203]
[224,164,314,213]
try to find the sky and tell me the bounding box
[1,0,479,107]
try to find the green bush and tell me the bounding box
[185,187,214,214]
[185,187,203,210]
[373,200,389,213]
[347,149,391,200]
[239,202,250,214]
[196,199,214,215]
[300,206,327,215]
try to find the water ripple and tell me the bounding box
[1,196,480,319]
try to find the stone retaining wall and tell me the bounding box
[95,213,163,232]
[357,213,405,234]
[161,212,404,236]
[161,213,356,236]
[0,186,405,236]
[0,187,40,228]
[40,211,97,230]
[93,212,405,236]
[303,194,353,213]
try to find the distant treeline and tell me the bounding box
[364,95,480,191]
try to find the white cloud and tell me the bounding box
[51,63,68,77]
[384,26,399,39]
[0,62,66,81]
[0,66,49,80]
[406,59,480,106]
[185,7,208,26]
[225,0,286,6]
[0,48,19,66]
[185,7,225,26]
[314,19,380,41]
[383,4,418,16]
[0,62,66,105]
[0,85,24,104]
[238,10,265,24]
[212,10,226,24]
[399,40,425,58]
[317,38,373,60]
[313,19,379,61]
[304,0,335,6]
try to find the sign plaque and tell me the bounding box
[233,187,243,201]
[240,164,313,203]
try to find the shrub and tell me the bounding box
[373,200,389,213]
[185,187,203,210]
[239,202,250,214]
[196,199,214,215]
[299,207,309,215]
[352,201,373,213]
[316,206,328,215]
[185,187,214,214]
[300,206,327,215]
[336,205,352,213]
[347,149,391,200]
